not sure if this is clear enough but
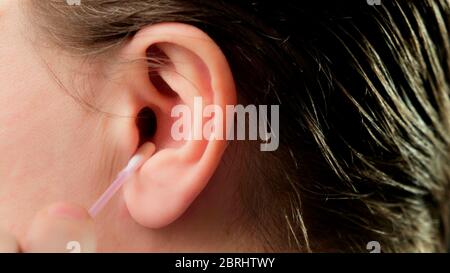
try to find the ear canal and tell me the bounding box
[136,107,157,147]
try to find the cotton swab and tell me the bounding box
[88,143,156,218]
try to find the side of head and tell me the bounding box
[0,0,448,252]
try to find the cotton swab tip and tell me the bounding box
[88,143,156,218]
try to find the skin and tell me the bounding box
[0,0,259,252]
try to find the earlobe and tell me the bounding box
[121,23,236,228]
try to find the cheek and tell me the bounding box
[0,0,114,242]
[0,59,104,237]
[0,88,108,239]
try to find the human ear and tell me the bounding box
[119,23,237,228]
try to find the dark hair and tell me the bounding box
[28,0,450,252]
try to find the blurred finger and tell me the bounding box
[22,202,96,253]
[0,229,19,253]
